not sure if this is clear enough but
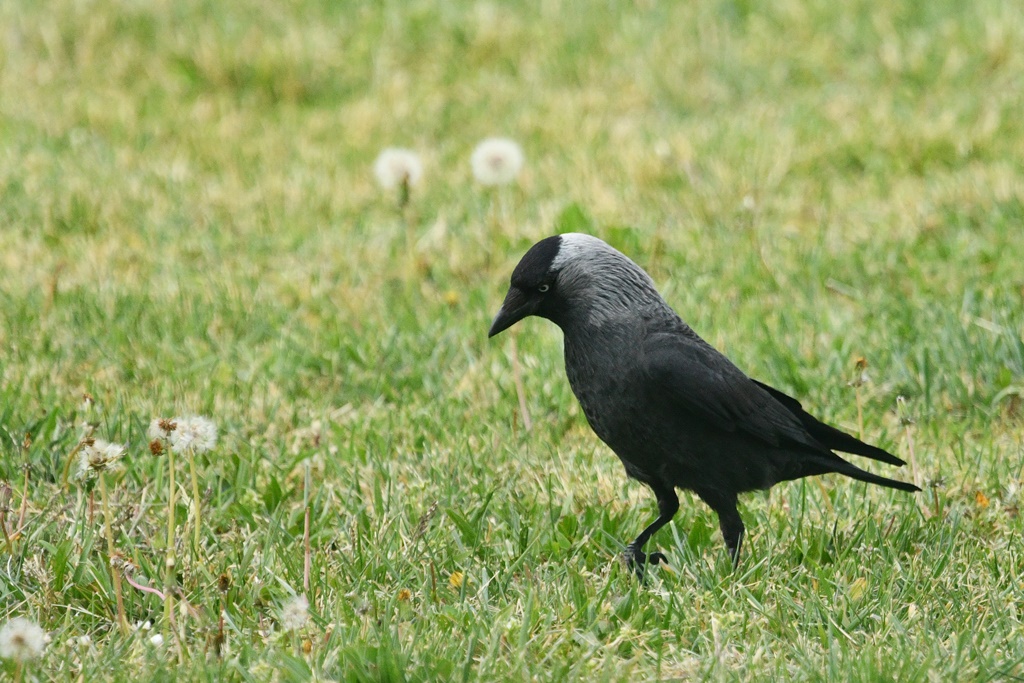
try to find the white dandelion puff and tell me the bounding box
[169,416,217,454]
[470,137,524,186]
[373,148,423,191]
[147,418,176,441]
[75,440,126,480]
[653,139,672,160]
[280,594,309,632]
[0,617,46,661]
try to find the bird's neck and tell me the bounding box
[556,290,666,333]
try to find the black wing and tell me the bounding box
[643,333,822,452]
[642,332,918,492]
[751,380,906,466]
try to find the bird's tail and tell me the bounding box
[754,380,907,467]
[827,458,921,492]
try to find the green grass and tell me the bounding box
[1,0,1023,680]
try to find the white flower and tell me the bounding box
[470,137,524,186]
[148,418,175,441]
[373,148,423,190]
[149,633,164,647]
[280,594,309,631]
[75,440,126,480]
[0,617,46,661]
[169,416,217,454]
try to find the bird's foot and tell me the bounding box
[624,543,668,580]
[725,529,744,570]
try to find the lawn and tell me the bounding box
[1,0,1023,680]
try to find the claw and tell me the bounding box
[624,544,669,580]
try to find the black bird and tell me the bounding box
[488,233,920,576]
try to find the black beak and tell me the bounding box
[488,286,534,338]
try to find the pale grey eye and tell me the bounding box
[538,284,550,293]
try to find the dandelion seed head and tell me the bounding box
[470,137,524,186]
[169,416,217,454]
[110,552,136,576]
[373,148,423,190]
[280,594,309,632]
[0,617,46,661]
[147,418,175,441]
[75,440,126,480]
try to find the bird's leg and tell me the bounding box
[720,510,745,568]
[698,490,745,568]
[624,484,678,578]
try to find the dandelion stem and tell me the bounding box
[852,357,868,441]
[0,483,13,553]
[164,445,177,642]
[187,449,203,553]
[854,384,864,441]
[897,397,921,491]
[98,473,129,634]
[177,597,187,665]
[509,335,532,432]
[487,193,501,239]
[216,594,226,658]
[0,511,11,554]
[60,428,96,488]
[303,458,311,594]
[399,175,410,210]
[902,418,920,489]
[17,465,30,531]
[13,661,22,683]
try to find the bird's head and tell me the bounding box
[488,233,660,337]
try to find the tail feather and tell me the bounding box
[803,451,921,492]
[755,380,906,467]
[835,461,922,493]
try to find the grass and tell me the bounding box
[1,0,1023,679]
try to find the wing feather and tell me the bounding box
[643,333,819,451]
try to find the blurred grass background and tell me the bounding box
[1,0,1023,680]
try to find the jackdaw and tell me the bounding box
[488,233,920,576]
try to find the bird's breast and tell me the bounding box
[563,335,640,445]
